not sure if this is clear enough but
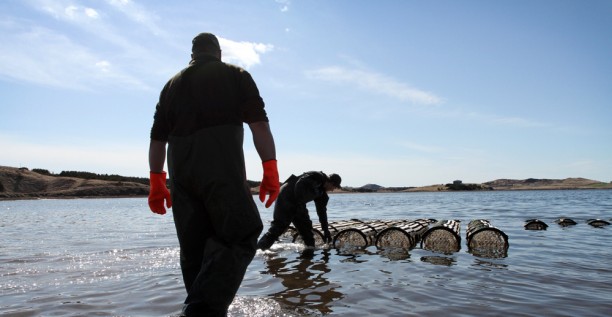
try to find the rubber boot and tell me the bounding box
[257,233,276,250]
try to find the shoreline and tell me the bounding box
[2,165,611,201]
[2,187,612,201]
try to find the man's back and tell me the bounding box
[150,55,267,140]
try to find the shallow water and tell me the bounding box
[1,190,611,316]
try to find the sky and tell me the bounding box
[1,0,611,187]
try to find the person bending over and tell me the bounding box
[257,171,341,250]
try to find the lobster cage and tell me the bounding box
[374,219,433,250]
[420,219,461,253]
[466,219,509,258]
[332,220,404,249]
[292,219,370,246]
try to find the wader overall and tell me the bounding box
[168,125,263,315]
[152,55,267,316]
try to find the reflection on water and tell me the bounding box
[471,258,509,271]
[261,248,343,315]
[376,247,411,261]
[420,255,456,266]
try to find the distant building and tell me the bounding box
[453,180,462,185]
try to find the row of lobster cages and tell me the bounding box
[329,220,406,249]
[291,219,385,246]
[286,218,509,258]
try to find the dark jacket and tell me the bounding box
[288,171,330,227]
[150,55,268,141]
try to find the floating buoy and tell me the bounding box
[587,219,610,227]
[524,219,548,230]
[555,218,577,227]
[420,219,461,253]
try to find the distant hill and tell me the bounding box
[405,178,612,192]
[0,166,149,199]
[1,165,610,200]
[482,177,612,190]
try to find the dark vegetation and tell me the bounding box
[444,182,492,191]
[33,168,150,185]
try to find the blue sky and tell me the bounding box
[1,0,611,187]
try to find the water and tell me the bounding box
[1,190,611,316]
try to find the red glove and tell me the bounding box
[259,160,280,208]
[148,171,172,215]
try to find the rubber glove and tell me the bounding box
[323,229,332,244]
[148,171,172,215]
[259,159,280,208]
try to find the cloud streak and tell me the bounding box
[398,141,444,154]
[306,66,443,105]
[0,20,149,90]
[465,111,550,128]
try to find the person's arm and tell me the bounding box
[315,193,332,243]
[249,121,279,207]
[148,139,167,173]
[248,121,276,161]
[314,193,329,221]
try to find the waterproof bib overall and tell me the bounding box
[168,124,263,314]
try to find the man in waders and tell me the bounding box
[147,32,280,317]
[257,171,341,250]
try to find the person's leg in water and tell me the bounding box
[292,205,315,248]
[175,180,262,316]
[257,184,296,250]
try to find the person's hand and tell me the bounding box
[323,229,332,244]
[259,160,280,208]
[148,171,172,215]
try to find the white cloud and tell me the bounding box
[95,60,112,72]
[219,37,274,69]
[105,0,164,36]
[85,8,100,19]
[0,22,150,90]
[64,5,78,18]
[37,1,99,22]
[306,66,443,105]
[276,0,290,12]
[466,111,550,128]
